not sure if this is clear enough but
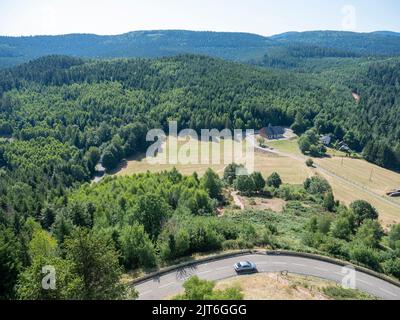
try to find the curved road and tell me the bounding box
[135,253,400,300]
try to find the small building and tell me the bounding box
[95,163,106,175]
[338,141,351,153]
[260,124,285,140]
[320,134,332,146]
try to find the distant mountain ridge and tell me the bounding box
[270,30,400,55]
[1,29,400,68]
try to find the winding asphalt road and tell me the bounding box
[135,253,400,300]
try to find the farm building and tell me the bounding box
[338,141,351,153]
[320,134,333,146]
[260,124,285,140]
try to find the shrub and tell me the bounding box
[201,169,222,200]
[250,172,266,193]
[350,200,379,227]
[330,213,354,241]
[174,276,243,300]
[323,286,375,300]
[349,244,381,271]
[223,163,245,185]
[388,224,400,251]
[382,258,400,279]
[233,175,255,196]
[323,192,335,212]
[276,185,308,201]
[354,220,384,249]
[306,159,314,167]
[304,176,332,196]
[267,172,282,189]
[319,237,349,259]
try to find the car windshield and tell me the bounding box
[239,262,251,267]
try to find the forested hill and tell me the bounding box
[270,31,400,56]
[1,54,400,299]
[0,54,333,208]
[348,58,400,168]
[0,30,274,68]
[1,30,400,68]
[0,54,399,192]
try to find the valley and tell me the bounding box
[1,31,400,301]
[115,135,400,226]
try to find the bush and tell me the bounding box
[382,258,400,279]
[174,276,243,300]
[350,200,379,227]
[330,213,354,241]
[388,224,400,251]
[223,163,245,185]
[250,172,266,193]
[299,129,327,157]
[308,215,333,235]
[306,159,314,167]
[276,185,308,201]
[201,169,222,200]
[267,172,282,189]
[319,237,349,259]
[233,175,255,196]
[323,286,375,300]
[304,176,332,196]
[119,224,157,270]
[349,244,381,271]
[354,220,384,249]
[222,239,251,250]
[323,192,335,212]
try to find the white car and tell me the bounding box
[234,261,257,273]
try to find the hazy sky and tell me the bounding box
[0,0,399,36]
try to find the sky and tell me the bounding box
[0,0,399,37]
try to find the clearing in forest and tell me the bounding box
[116,136,311,185]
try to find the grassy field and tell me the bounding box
[317,171,400,227]
[267,139,303,155]
[263,138,400,226]
[312,156,400,226]
[116,136,312,184]
[115,135,400,226]
[315,156,400,197]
